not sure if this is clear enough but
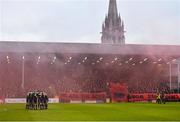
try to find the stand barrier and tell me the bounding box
[59,92,106,103]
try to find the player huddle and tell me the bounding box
[26,91,48,110]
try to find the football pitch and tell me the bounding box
[0,103,180,121]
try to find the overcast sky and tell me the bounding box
[0,0,180,45]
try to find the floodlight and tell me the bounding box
[129,58,133,61]
[144,58,148,61]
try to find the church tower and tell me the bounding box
[101,0,125,44]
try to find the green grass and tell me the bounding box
[0,103,180,121]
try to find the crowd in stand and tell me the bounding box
[0,56,171,98]
[0,79,171,99]
[58,80,107,93]
[0,54,175,99]
[128,80,170,94]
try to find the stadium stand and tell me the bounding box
[0,42,180,102]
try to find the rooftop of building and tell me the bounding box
[0,41,180,57]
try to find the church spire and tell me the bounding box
[108,0,118,22]
[101,0,125,44]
